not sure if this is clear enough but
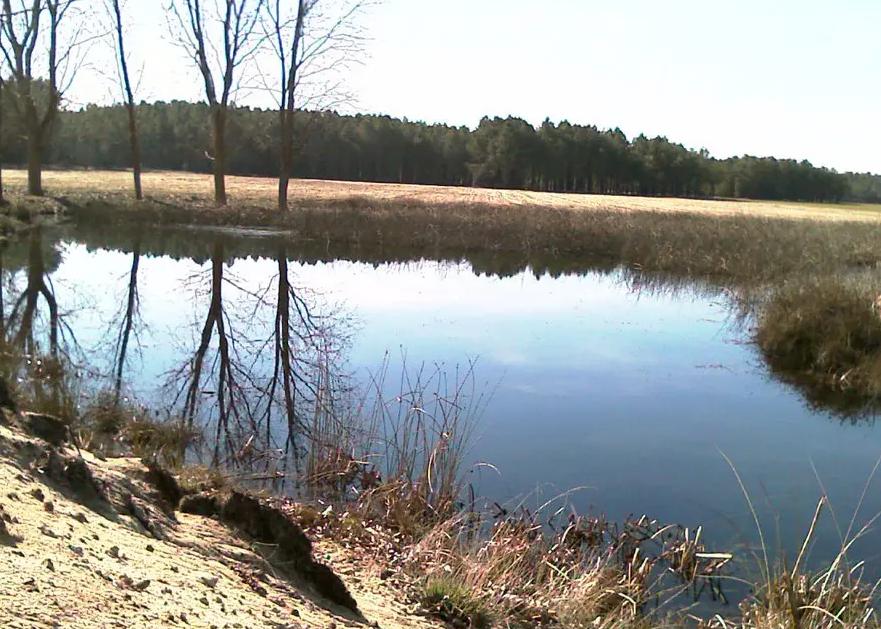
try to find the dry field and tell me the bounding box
[6,168,881,222]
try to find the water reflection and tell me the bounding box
[5,220,881,582]
[112,239,140,402]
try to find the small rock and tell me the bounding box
[199,596,209,606]
[68,545,84,557]
[171,566,179,573]
[43,501,54,513]
[133,579,151,592]
[6,492,19,501]
[199,575,219,589]
[23,577,38,592]
[146,544,155,552]
[43,558,55,572]
[39,524,59,538]
[30,488,45,502]
[107,546,120,559]
[73,512,88,524]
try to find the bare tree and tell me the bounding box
[107,0,141,199]
[0,73,5,205]
[169,0,264,207]
[263,0,367,211]
[0,0,90,196]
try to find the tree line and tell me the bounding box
[3,99,880,203]
[1,1,879,207]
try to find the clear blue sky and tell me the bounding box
[75,0,881,173]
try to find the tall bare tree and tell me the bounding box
[169,0,264,207]
[263,0,367,211]
[0,73,6,205]
[0,0,89,196]
[107,0,141,200]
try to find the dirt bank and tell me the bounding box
[0,413,438,629]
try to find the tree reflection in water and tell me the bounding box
[166,238,351,484]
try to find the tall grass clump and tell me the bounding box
[352,358,489,534]
[404,506,734,627]
[706,497,880,629]
[756,274,881,402]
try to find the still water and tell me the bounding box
[8,221,881,580]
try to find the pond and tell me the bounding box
[6,219,881,587]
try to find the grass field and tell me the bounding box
[6,168,881,223]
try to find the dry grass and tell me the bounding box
[754,273,881,410]
[6,168,881,222]
[13,169,881,288]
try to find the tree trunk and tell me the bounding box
[126,104,143,200]
[27,134,43,197]
[0,80,4,206]
[278,110,292,212]
[212,107,227,206]
[112,0,142,201]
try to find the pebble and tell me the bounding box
[200,575,219,589]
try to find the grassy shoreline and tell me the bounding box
[9,168,881,284]
[9,167,881,408]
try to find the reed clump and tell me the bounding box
[728,571,878,629]
[755,274,881,404]
[124,415,199,468]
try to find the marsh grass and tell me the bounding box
[0,349,81,425]
[297,356,489,536]
[755,273,881,409]
[70,194,881,285]
[123,415,199,468]
[421,576,493,628]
